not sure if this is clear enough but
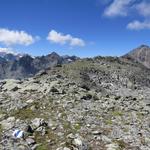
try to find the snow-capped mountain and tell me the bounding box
[0,50,80,79]
[0,48,24,61]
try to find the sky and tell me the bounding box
[0,0,150,57]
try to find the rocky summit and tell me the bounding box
[123,45,150,69]
[0,56,150,150]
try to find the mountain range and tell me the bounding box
[0,45,150,79]
[0,50,79,79]
[0,48,150,149]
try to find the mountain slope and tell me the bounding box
[123,45,150,68]
[0,56,149,149]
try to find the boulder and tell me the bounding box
[26,138,36,145]
[1,117,15,130]
[31,118,47,128]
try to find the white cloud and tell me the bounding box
[70,38,85,46]
[104,0,133,17]
[0,28,37,46]
[127,1,150,30]
[127,20,150,30]
[47,30,71,45]
[103,0,150,30]
[47,30,85,47]
[136,1,150,17]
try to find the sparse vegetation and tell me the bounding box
[0,53,150,149]
[11,108,37,120]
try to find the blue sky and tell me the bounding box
[0,0,150,57]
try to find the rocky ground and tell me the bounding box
[0,57,149,150]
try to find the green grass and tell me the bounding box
[112,110,123,117]
[105,119,113,125]
[73,123,81,130]
[11,108,37,120]
[34,129,58,150]
[63,121,71,130]
[114,140,126,150]
[36,144,48,150]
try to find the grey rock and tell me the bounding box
[31,118,47,128]
[92,130,102,135]
[1,117,15,130]
[63,147,71,150]
[26,138,36,145]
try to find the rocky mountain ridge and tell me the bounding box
[0,48,24,61]
[0,52,79,79]
[0,45,150,80]
[0,56,149,150]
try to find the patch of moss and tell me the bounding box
[36,144,48,150]
[105,119,113,125]
[112,110,123,116]
[11,108,37,120]
[115,140,126,150]
[73,123,81,130]
[137,112,144,120]
[34,129,58,150]
[63,121,71,130]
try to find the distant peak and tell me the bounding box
[0,47,26,58]
[123,45,150,69]
[47,52,60,58]
[139,45,149,49]
[50,52,59,56]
